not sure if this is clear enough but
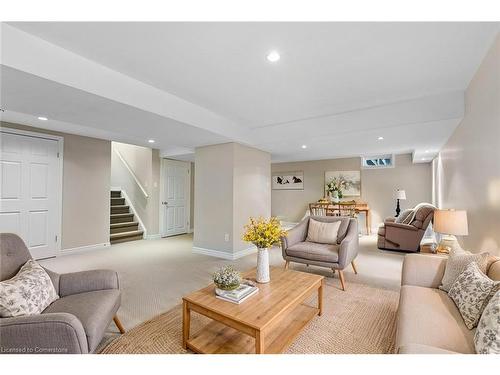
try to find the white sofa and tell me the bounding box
[396,254,500,354]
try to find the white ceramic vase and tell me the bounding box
[256,247,270,283]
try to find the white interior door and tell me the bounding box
[162,159,190,237]
[0,130,62,259]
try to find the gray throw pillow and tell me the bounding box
[474,290,500,354]
[448,262,500,329]
[440,251,490,292]
[0,260,59,317]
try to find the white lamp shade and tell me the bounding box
[395,189,406,200]
[434,209,468,236]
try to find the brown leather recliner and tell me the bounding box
[377,204,435,252]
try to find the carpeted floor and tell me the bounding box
[100,277,399,354]
[40,233,404,353]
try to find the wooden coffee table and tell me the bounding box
[182,266,324,354]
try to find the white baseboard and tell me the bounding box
[192,245,257,260]
[60,242,110,255]
[145,234,161,240]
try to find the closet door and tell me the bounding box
[1,131,61,259]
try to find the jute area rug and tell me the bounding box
[100,278,398,354]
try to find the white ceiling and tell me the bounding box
[1,66,229,150]
[1,22,499,162]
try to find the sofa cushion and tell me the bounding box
[396,285,475,353]
[397,343,458,354]
[396,209,413,224]
[474,290,500,354]
[306,219,341,244]
[377,226,385,236]
[448,262,500,329]
[440,251,490,292]
[43,289,121,352]
[0,260,59,317]
[409,205,434,229]
[286,241,339,263]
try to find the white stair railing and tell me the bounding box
[113,148,149,199]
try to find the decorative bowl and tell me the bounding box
[212,265,242,291]
[214,281,241,291]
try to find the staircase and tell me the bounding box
[110,190,144,244]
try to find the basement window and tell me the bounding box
[361,154,395,169]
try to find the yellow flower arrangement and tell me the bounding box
[242,217,287,249]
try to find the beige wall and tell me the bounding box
[194,142,271,255]
[272,153,432,231]
[232,143,271,252]
[1,121,111,249]
[111,142,160,235]
[194,143,234,253]
[437,33,500,255]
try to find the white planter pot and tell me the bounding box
[256,247,270,283]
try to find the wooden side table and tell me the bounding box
[420,242,439,254]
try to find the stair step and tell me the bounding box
[110,197,125,206]
[110,230,144,244]
[110,235,144,244]
[111,205,130,214]
[111,190,121,198]
[110,213,134,224]
[110,221,139,234]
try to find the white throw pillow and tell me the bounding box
[440,251,490,292]
[0,260,59,317]
[474,290,500,354]
[448,262,500,329]
[306,219,341,244]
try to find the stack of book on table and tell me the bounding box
[215,283,258,304]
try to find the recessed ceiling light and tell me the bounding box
[425,150,430,153]
[267,51,280,62]
[377,136,384,140]
[37,116,48,121]
[301,145,307,149]
[148,139,155,144]
[421,158,427,161]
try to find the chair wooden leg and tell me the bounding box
[113,315,126,334]
[338,270,346,291]
[284,260,290,270]
[351,260,358,274]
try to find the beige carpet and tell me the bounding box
[100,278,398,354]
[41,234,404,334]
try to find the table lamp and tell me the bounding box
[395,189,406,217]
[433,209,468,254]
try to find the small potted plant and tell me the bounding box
[242,217,287,283]
[212,266,242,291]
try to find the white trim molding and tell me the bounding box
[145,234,161,240]
[60,242,110,255]
[192,245,257,260]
